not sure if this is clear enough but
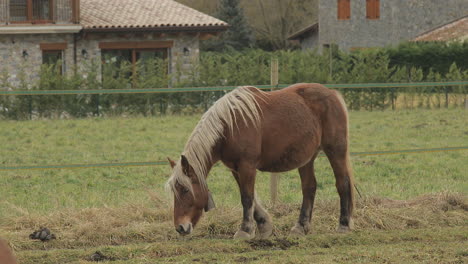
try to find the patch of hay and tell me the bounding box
[1,192,466,251]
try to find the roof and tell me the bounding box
[413,16,468,42]
[80,0,228,32]
[287,23,318,40]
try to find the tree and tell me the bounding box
[252,0,318,50]
[202,0,254,51]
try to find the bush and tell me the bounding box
[0,45,466,119]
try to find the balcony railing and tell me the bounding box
[0,0,79,24]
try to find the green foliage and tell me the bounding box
[386,41,468,75]
[203,0,254,51]
[1,47,467,120]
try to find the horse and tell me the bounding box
[0,239,17,264]
[166,83,354,239]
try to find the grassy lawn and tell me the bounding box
[0,108,467,263]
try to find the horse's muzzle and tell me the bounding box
[176,223,192,235]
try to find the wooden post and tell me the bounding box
[270,58,279,205]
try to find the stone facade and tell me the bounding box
[300,30,319,51]
[0,0,226,88]
[312,0,468,51]
[0,32,199,88]
[0,34,75,88]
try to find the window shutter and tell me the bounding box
[346,0,350,19]
[337,0,350,20]
[374,0,380,19]
[337,0,342,19]
[367,0,380,19]
[366,0,372,18]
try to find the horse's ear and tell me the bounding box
[204,191,216,212]
[167,157,176,168]
[180,155,190,175]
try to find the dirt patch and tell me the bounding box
[247,238,298,250]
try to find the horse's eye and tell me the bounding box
[181,188,189,194]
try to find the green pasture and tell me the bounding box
[0,108,467,263]
[1,109,466,216]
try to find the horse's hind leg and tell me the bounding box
[323,144,354,232]
[290,156,317,236]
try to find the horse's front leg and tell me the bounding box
[232,163,257,239]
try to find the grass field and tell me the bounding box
[0,109,467,263]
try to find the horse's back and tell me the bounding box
[222,83,348,172]
[255,83,348,172]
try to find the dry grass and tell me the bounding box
[2,192,466,255]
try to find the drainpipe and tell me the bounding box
[73,33,77,74]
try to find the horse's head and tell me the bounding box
[167,155,215,236]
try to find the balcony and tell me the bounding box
[1,0,80,25]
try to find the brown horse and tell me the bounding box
[0,239,17,264]
[167,83,354,239]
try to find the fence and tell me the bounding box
[1,81,467,120]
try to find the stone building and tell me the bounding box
[0,0,228,87]
[288,0,468,52]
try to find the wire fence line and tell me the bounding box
[1,81,467,96]
[1,81,467,119]
[1,146,466,171]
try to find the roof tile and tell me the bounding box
[81,0,228,30]
[413,16,468,42]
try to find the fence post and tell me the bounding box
[445,86,449,108]
[270,58,279,205]
[28,96,32,120]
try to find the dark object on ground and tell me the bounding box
[29,228,56,242]
[88,251,116,262]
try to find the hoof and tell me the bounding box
[234,230,253,240]
[337,225,351,233]
[289,223,307,237]
[256,222,273,239]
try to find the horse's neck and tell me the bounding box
[185,138,221,182]
[202,141,221,179]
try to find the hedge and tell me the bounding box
[0,43,467,119]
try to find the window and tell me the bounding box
[337,0,350,20]
[101,49,168,85]
[42,50,61,65]
[99,41,173,85]
[41,43,67,74]
[9,0,53,23]
[366,0,380,19]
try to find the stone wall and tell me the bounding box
[0,33,75,88]
[318,0,468,51]
[0,31,200,88]
[300,30,319,51]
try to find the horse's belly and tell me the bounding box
[258,133,320,172]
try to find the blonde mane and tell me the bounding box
[166,86,266,196]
